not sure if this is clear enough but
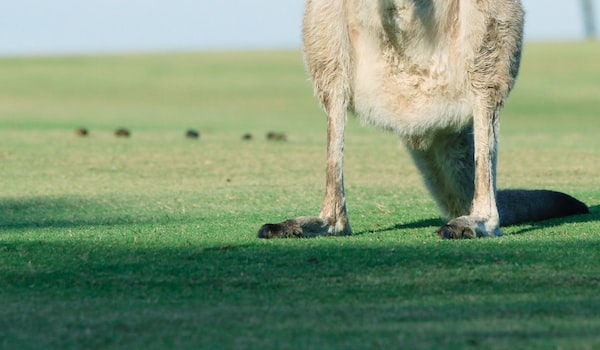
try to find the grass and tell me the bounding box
[0,42,599,349]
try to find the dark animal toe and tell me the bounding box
[257,220,303,239]
[437,223,475,239]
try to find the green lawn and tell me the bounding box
[0,42,599,349]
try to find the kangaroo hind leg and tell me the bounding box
[424,3,523,239]
[257,0,352,238]
[256,87,351,239]
[257,93,351,239]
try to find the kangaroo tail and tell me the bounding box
[498,189,589,226]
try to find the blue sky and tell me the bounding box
[1,0,598,56]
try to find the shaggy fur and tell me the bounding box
[258,0,588,239]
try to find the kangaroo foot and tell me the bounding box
[257,216,350,239]
[437,216,502,239]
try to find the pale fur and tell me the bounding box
[257,0,588,239]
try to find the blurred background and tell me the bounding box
[1,0,598,57]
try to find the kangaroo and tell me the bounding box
[258,0,588,239]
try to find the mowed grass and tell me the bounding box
[0,42,599,349]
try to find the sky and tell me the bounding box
[1,0,599,57]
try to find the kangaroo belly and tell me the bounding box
[350,40,474,137]
[346,0,484,138]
